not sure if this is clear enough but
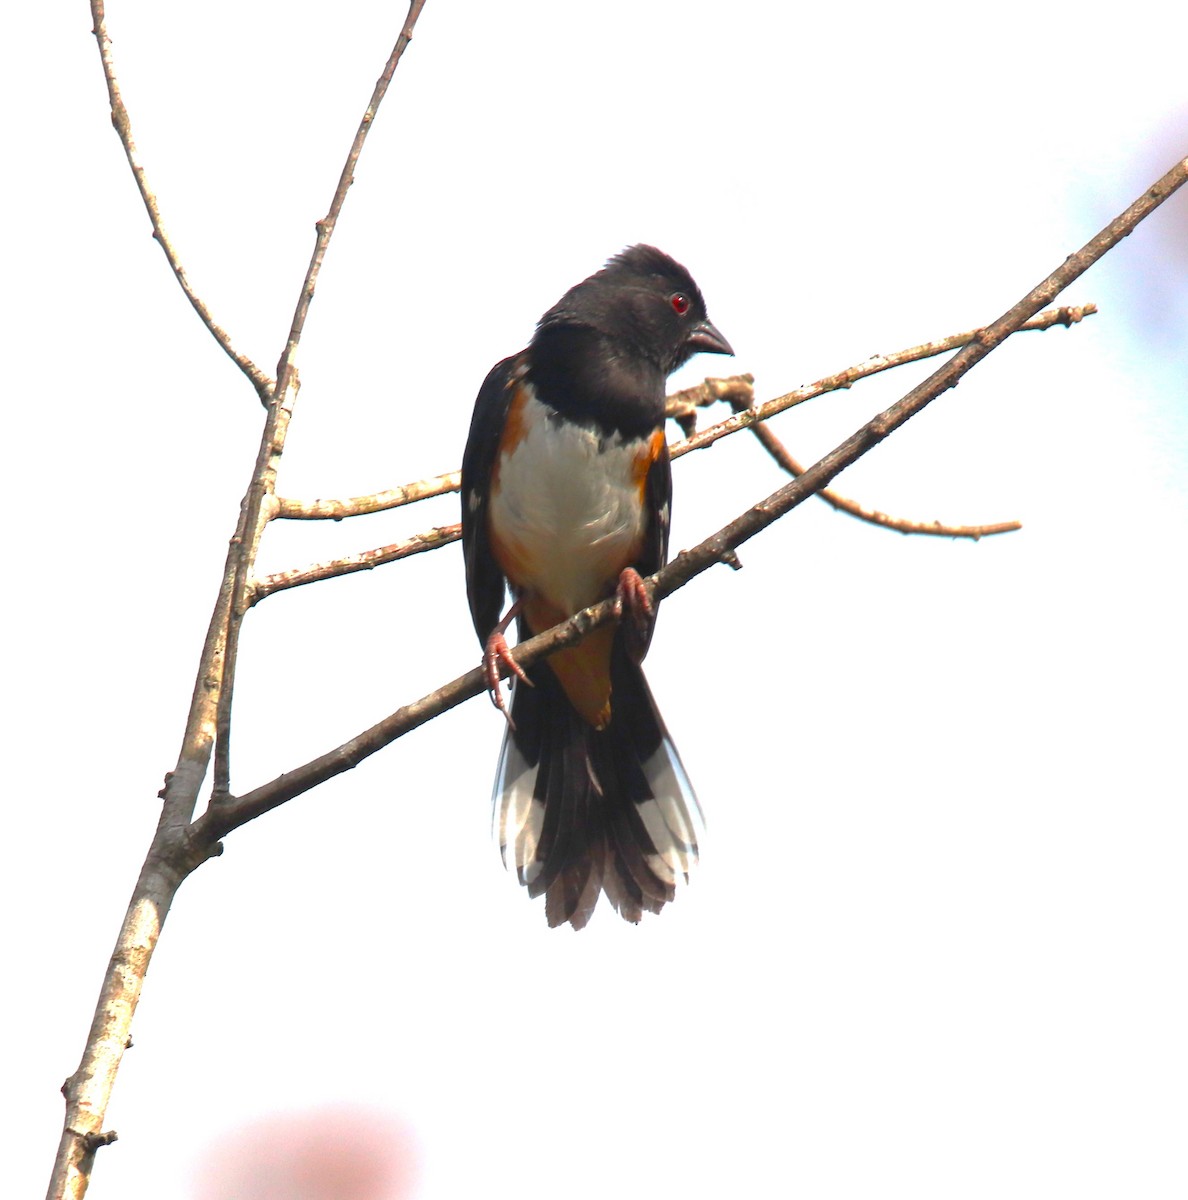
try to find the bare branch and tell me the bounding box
[711,307,1098,538]
[271,0,427,402]
[213,0,428,797]
[187,164,1184,841]
[274,470,461,520]
[727,395,1021,540]
[250,523,461,603]
[212,373,297,796]
[88,0,272,399]
[665,374,757,437]
[671,303,1098,460]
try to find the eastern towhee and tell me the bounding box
[461,245,732,929]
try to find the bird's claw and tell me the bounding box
[484,629,532,728]
[615,567,655,654]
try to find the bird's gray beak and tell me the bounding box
[685,319,734,357]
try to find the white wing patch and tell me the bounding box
[491,722,545,887]
[636,736,702,885]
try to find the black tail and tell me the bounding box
[493,641,700,929]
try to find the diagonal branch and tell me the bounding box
[250,523,461,602]
[716,307,1097,540]
[89,0,272,399]
[729,395,1022,539]
[270,1,428,409]
[211,0,428,797]
[670,303,1098,459]
[190,161,1185,841]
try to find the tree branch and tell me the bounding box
[250,523,461,603]
[713,307,1098,540]
[274,470,461,520]
[189,161,1184,841]
[728,396,1022,540]
[211,0,428,797]
[665,374,758,437]
[669,303,1098,459]
[88,0,272,399]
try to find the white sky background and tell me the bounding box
[7,2,1188,1197]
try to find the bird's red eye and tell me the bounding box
[670,292,691,316]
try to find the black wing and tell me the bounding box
[461,352,525,645]
[620,435,672,662]
[635,437,672,579]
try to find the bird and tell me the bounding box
[461,244,733,929]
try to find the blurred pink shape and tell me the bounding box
[193,1105,421,1200]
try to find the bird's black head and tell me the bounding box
[536,244,733,376]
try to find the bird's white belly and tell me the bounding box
[490,391,648,617]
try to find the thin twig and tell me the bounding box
[670,303,1098,460]
[251,524,461,602]
[89,0,272,400]
[189,167,1184,841]
[275,470,461,520]
[715,307,1097,538]
[665,374,757,437]
[730,397,1021,539]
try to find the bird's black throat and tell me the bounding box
[527,325,668,442]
